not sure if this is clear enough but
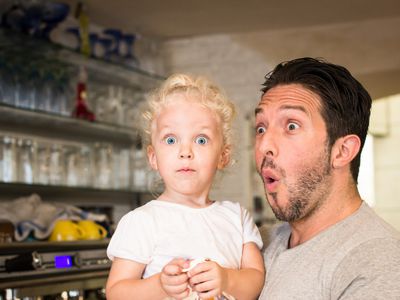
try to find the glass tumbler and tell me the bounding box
[17,138,35,184]
[0,135,17,183]
[79,145,93,187]
[94,143,113,189]
[65,145,80,187]
[35,141,50,185]
[49,144,65,185]
[113,147,130,190]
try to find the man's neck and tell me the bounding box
[288,185,362,248]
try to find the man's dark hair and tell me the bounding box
[261,57,372,182]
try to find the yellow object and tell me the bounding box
[77,220,107,240]
[49,220,85,241]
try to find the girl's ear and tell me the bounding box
[218,145,231,170]
[147,145,158,170]
[330,134,361,169]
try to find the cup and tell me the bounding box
[49,220,84,242]
[77,220,107,240]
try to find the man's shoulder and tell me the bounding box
[349,202,400,241]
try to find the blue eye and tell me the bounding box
[195,136,208,145]
[165,136,176,145]
[256,126,266,135]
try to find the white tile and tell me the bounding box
[373,208,400,231]
[374,168,400,208]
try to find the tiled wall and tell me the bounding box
[371,95,400,230]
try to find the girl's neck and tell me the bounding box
[157,191,213,208]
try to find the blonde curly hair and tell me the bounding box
[141,73,236,165]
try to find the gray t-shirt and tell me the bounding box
[259,202,400,299]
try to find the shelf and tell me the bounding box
[0,239,109,255]
[58,48,165,90]
[0,28,164,91]
[0,182,150,200]
[0,104,140,146]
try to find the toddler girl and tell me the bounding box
[106,73,265,299]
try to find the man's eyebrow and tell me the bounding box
[255,105,307,116]
[255,107,263,116]
[279,105,307,114]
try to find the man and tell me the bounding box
[255,57,400,299]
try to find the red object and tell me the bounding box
[72,67,95,121]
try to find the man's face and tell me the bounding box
[254,84,333,222]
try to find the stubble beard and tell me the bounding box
[262,144,332,222]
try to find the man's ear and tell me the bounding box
[147,145,158,170]
[218,146,231,170]
[330,135,361,169]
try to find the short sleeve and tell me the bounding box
[107,209,155,264]
[241,207,263,250]
[331,238,400,299]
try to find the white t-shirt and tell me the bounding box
[107,200,263,279]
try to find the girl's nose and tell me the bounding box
[179,144,193,159]
[180,153,192,159]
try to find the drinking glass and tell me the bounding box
[49,144,65,185]
[17,138,35,184]
[94,143,113,189]
[131,145,148,190]
[113,147,130,190]
[79,145,93,187]
[35,141,50,185]
[65,145,80,187]
[0,136,17,183]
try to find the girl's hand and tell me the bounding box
[188,260,228,299]
[160,258,190,299]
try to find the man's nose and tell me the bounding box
[257,131,278,158]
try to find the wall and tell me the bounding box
[370,94,400,230]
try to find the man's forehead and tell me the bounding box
[256,84,322,115]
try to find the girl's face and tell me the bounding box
[147,93,229,205]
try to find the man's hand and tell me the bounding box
[160,258,191,299]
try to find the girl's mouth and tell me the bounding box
[177,168,195,173]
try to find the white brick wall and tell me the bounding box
[372,95,400,230]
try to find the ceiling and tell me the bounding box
[55,0,400,99]
[60,0,400,39]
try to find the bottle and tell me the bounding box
[72,66,95,121]
[75,1,91,57]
